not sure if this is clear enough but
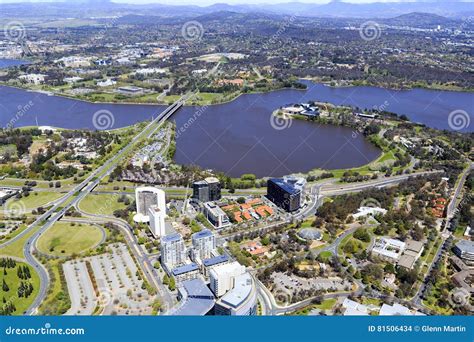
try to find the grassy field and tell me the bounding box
[78,193,131,216]
[0,225,40,259]
[6,192,65,211]
[293,298,337,315]
[37,222,104,257]
[0,260,40,315]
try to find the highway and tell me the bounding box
[2,96,189,315]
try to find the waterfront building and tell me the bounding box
[161,233,187,269]
[192,177,221,202]
[266,178,301,212]
[192,181,209,202]
[134,187,165,223]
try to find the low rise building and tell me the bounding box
[203,202,231,229]
[453,240,474,265]
[371,238,406,263]
[19,74,46,85]
[398,240,424,269]
[170,278,215,316]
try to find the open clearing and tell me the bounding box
[37,222,104,257]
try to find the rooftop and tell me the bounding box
[192,229,214,239]
[162,233,183,243]
[203,254,229,268]
[170,278,215,316]
[455,240,474,254]
[172,263,199,276]
[219,272,254,309]
[269,178,300,195]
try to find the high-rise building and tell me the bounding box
[209,261,246,297]
[148,205,166,238]
[134,187,166,223]
[205,177,221,201]
[214,272,257,316]
[266,178,301,212]
[192,181,209,202]
[161,233,186,269]
[192,177,221,202]
[191,229,216,260]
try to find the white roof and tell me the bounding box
[379,303,424,316]
[353,206,387,219]
[342,298,369,315]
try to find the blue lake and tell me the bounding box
[0,81,471,177]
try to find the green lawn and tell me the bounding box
[0,260,40,315]
[6,192,64,211]
[314,298,337,310]
[37,222,104,257]
[0,225,40,259]
[78,193,131,216]
[319,251,333,262]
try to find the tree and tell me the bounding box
[2,279,9,292]
[169,276,176,291]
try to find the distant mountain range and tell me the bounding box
[1,1,473,20]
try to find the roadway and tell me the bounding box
[251,169,446,315]
[2,97,189,314]
[412,162,473,306]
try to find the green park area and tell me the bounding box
[0,258,40,315]
[293,298,337,315]
[37,222,104,257]
[78,193,131,216]
[6,192,65,211]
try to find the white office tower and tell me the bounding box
[134,187,165,223]
[148,205,166,238]
[161,233,186,269]
[191,229,216,260]
[209,261,246,297]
